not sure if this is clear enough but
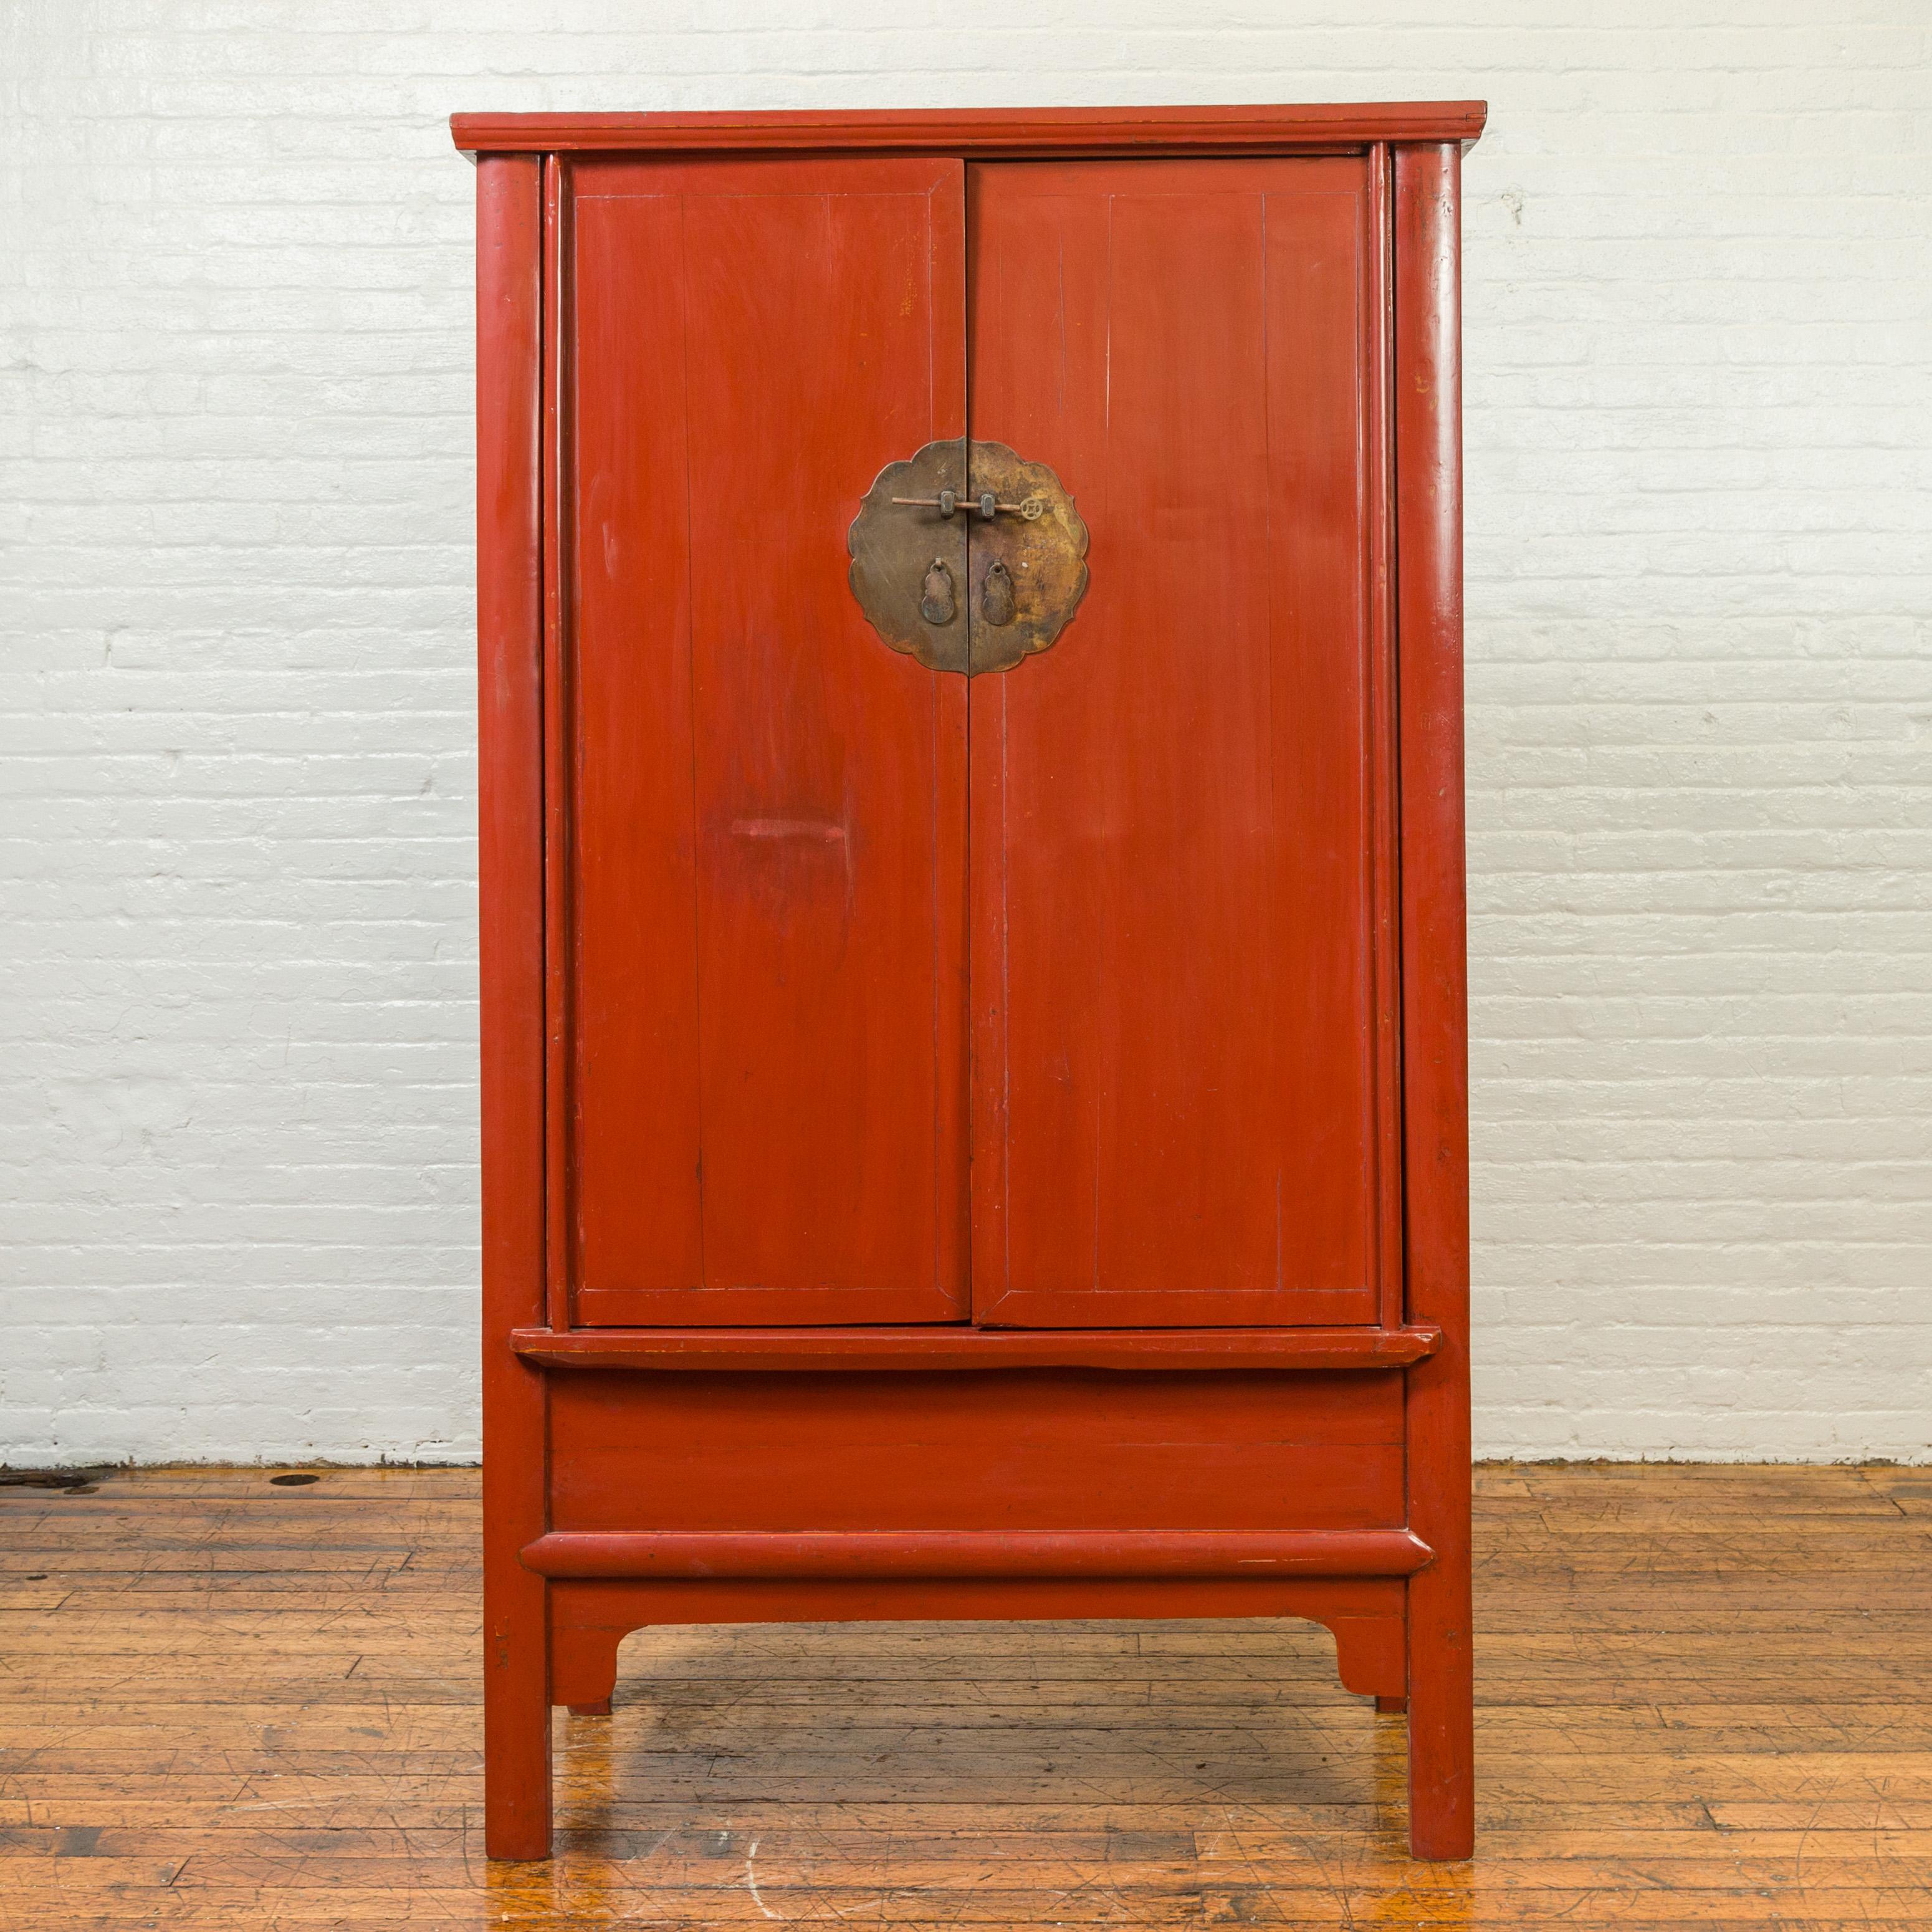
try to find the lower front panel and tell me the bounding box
[547,1369,1404,1534]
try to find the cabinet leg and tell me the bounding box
[484,1578,553,1859]
[567,1698,612,1717]
[1405,1572,1473,1860]
[1375,1695,1407,1714]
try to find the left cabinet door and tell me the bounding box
[562,156,970,1325]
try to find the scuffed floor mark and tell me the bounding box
[745,1833,782,1920]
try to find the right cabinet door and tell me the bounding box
[968,156,1400,1329]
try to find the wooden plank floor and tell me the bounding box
[2,1464,1929,1928]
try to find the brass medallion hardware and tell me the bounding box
[848,438,1089,676]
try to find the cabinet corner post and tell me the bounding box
[1394,138,1473,1863]
[477,150,553,1862]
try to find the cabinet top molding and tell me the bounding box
[449,102,1486,156]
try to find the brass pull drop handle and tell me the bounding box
[891,489,1046,522]
[919,558,957,626]
[980,558,1016,627]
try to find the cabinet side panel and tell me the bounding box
[1394,140,1474,1862]
[968,157,1382,1328]
[476,151,552,1858]
[568,158,968,1323]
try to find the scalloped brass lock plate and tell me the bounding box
[847,438,1089,676]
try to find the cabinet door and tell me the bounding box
[567,157,969,1325]
[967,157,1399,1328]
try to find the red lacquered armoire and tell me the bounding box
[456,101,1483,1862]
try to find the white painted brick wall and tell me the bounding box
[2,2,1927,1465]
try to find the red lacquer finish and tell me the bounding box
[545,1370,1405,1534]
[565,156,968,1327]
[465,102,1480,1863]
[509,1322,1442,1372]
[545,1575,1412,1713]
[1395,140,1476,1862]
[475,153,550,1861]
[967,157,1395,1329]
[451,102,1487,156]
[520,1528,1435,1579]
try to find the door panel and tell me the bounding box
[567,157,968,1325]
[967,158,1393,1327]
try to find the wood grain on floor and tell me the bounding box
[1,1463,1929,1928]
